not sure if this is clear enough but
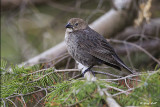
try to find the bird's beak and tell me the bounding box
[65,23,73,29]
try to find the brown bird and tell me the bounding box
[65,18,134,76]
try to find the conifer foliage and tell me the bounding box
[1,59,160,107]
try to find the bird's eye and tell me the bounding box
[75,23,78,26]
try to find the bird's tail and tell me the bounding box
[122,64,135,74]
[112,55,135,74]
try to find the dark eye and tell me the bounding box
[75,23,78,26]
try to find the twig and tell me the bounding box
[101,70,159,82]
[112,88,135,97]
[26,67,55,76]
[66,97,89,107]
[4,86,55,99]
[51,54,70,66]
[27,72,53,83]
[101,74,141,82]
[106,85,129,95]
[109,39,160,65]
[124,78,131,89]
[69,74,83,80]
[65,57,72,69]
[48,53,69,64]
[21,95,27,107]
[27,69,80,83]
[6,98,17,107]
[26,68,80,76]
[33,89,48,107]
[62,94,72,104]
[93,71,122,78]
[124,42,135,71]
[1,99,6,107]
[86,0,104,22]
[55,69,80,73]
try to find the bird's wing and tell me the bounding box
[77,29,134,73]
[76,29,134,73]
[76,29,120,65]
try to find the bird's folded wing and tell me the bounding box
[76,29,134,73]
[78,40,115,63]
[77,30,119,65]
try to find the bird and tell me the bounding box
[65,18,134,76]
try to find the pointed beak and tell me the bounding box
[65,23,73,28]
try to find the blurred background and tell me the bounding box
[1,0,160,70]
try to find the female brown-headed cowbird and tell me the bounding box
[65,18,134,75]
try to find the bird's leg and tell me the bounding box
[82,68,90,76]
[88,69,95,77]
[82,65,95,77]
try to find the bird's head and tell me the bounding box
[65,18,88,32]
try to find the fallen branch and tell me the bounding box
[19,41,67,67]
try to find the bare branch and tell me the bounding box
[112,88,135,97]
[109,39,160,65]
[1,99,6,107]
[106,85,129,95]
[93,71,122,78]
[4,86,55,100]
[66,97,89,107]
[33,89,48,107]
[27,69,80,83]
[101,70,159,82]
[6,98,17,107]
[124,78,131,89]
[103,89,121,107]
[21,96,27,107]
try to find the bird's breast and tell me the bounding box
[65,33,78,57]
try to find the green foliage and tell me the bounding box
[1,60,60,101]
[46,80,107,107]
[1,60,160,107]
[1,59,7,73]
[117,69,160,107]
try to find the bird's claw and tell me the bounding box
[82,69,95,77]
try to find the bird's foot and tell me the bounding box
[82,69,95,77]
[90,70,95,77]
[82,70,87,76]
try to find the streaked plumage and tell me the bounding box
[65,18,134,75]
